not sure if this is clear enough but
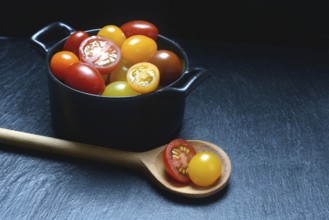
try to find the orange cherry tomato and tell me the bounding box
[121,35,157,64]
[50,51,80,80]
[126,62,160,94]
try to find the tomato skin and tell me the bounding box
[79,36,121,75]
[97,25,126,47]
[126,62,160,94]
[108,59,131,83]
[149,50,183,86]
[121,35,157,64]
[188,151,222,187]
[102,81,140,97]
[50,51,80,80]
[120,20,159,40]
[63,31,90,56]
[64,62,105,95]
[163,139,197,183]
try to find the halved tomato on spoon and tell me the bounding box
[79,36,121,75]
[163,139,196,183]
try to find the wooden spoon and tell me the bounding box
[0,128,231,198]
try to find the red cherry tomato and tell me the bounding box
[63,31,90,56]
[120,20,159,40]
[149,50,183,86]
[79,36,121,75]
[64,62,105,95]
[162,139,197,183]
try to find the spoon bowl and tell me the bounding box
[0,128,231,198]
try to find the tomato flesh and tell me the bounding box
[126,62,160,94]
[163,139,196,183]
[79,36,121,75]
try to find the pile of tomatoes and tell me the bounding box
[163,139,222,187]
[50,20,184,96]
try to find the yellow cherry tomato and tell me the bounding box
[126,62,160,94]
[102,81,140,97]
[109,59,131,83]
[97,25,127,47]
[121,35,157,64]
[188,151,222,187]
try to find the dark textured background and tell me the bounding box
[1,1,329,219]
[1,0,329,48]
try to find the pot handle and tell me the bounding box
[162,67,210,97]
[30,22,75,55]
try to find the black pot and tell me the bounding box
[30,22,209,152]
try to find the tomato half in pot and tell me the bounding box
[163,139,197,183]
[126,62,160,94]
[79,36,121,75]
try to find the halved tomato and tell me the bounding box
[126,62,160,94]
[162,139,196,183]
[79,36,121,75]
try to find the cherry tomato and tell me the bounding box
[149,50,183,86]
[126,62,160,94]
[64,62,105,95]
[108,59,131,83]
[102,81,140,97]
[63,31,90,56]
[121,35,157,64]
[97,25,126,47]
[120,20,159,40]
[188,151,222,187]
[79,36,121,75]
[50,51,80,80]
[162,139,196,183]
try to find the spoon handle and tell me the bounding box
[0,128,141,168]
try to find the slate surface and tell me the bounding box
[1,36,329,219]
